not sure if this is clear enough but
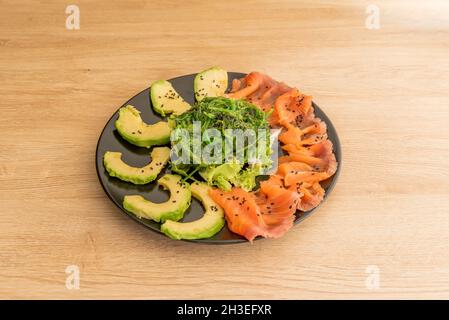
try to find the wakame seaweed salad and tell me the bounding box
[169,96,274,191]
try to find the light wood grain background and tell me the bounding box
[1,0,449,299]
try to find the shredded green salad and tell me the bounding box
[169,97,273,191]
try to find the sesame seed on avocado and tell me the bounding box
[161,182,225,240]
[194,67,228,101]
[150,80,191,116]
[115,105,171,148]
[103,147,170,185]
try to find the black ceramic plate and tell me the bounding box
[96,72,341,244]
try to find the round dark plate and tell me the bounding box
[96,72,341,244]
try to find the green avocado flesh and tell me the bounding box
[161,182,225,240]
[194,67,228,101]
[123,174,191,223]
[103,147,170,185]
[115,105,171,148]
[150,80,191,116]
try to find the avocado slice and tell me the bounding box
[194,67,228,101]
[161,182,225,240]
[103,147,170,185]
[115,105,171,148]
[150,80,191,116]
[123,174,191,223]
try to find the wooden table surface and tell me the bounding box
[1,0,449,299]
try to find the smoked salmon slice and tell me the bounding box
[258,175,301,215]
[209,183,298,241]
[280,140,337,179]
[275,89,313,126]
[228,72,277,100]
[228,73,292,125]
[277,161,329,186]
[279,122,327,147]
[256,176,300,228]
[209,188,267,242]
[289,182,325,212]
[259,82,291,111]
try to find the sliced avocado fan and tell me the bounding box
[161,182,225,240]
[123,174,191,223]
[194,67,228,101]
[115,105,171,148]
[103,147,170,185]
[150,80,191,116]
